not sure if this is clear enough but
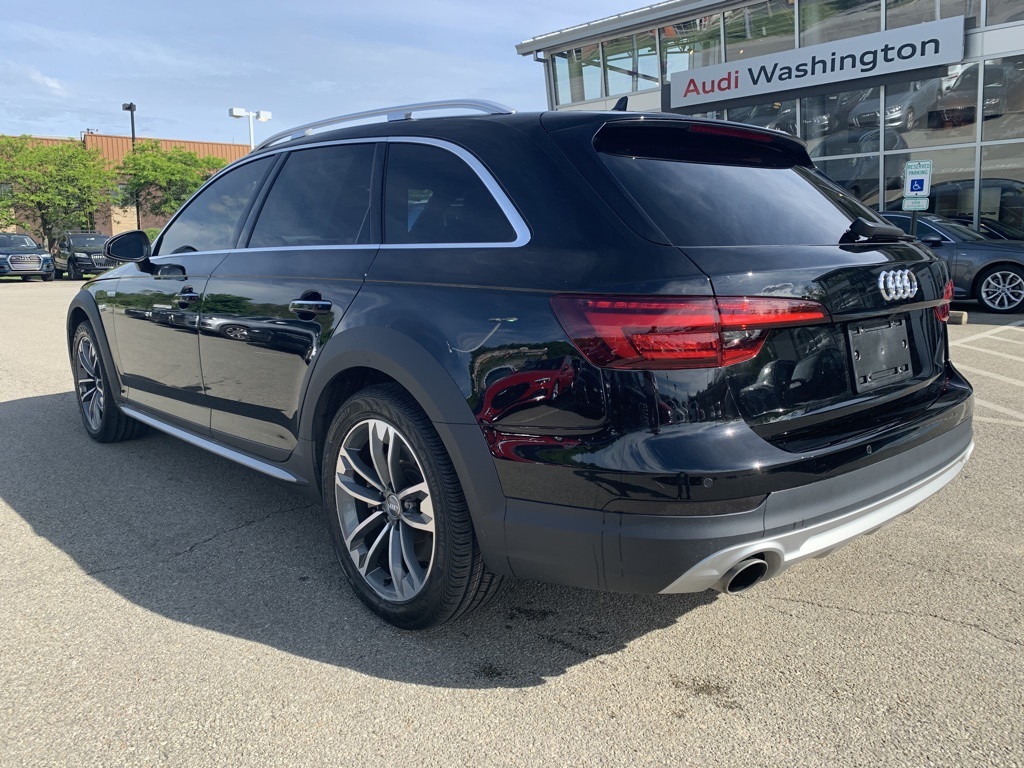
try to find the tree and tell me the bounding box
[0,136,115,250]
[118,141,227,219]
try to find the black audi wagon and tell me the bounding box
[67,101,973,628]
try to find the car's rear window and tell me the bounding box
[596,123,874,247]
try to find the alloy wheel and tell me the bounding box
[334,418,436,602]
[980,269,1024,312]
[75,334,104,431]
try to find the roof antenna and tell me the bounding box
[611,96,628,112]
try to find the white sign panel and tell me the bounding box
[902,198,929,211]
[670,16,965,110]
[903,160,933,197]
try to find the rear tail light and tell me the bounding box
[551,295,830,370]
[934,279,954,322]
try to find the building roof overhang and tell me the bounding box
[516,0,733,57]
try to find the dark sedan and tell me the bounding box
[883,212,1024,313]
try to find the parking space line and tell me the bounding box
[984,334,1024,347]
[952,320,1024,346]
[975,416,1024,427]
[951,346,1024,363]
[954,363,1024,388]
[973,398,1024,421]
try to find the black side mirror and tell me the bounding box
[921,234,943,247]
[104,230,151,263]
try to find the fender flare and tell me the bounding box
[300,325,511,575]
[66,291,123,402]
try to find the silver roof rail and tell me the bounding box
[253,99,516,152]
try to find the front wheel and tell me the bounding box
[67,261,81,280]
[323,383,502,629]
[72,322,148,442]
[977,265,1024,313]
[42,272,55,282]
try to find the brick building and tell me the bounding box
[3,132,249,236]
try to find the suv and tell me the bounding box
[0,233,54,281]
[56,231,113,280]
[68,101,973,629]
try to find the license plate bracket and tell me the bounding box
[847,315,912,393]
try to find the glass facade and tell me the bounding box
[536,0,1023,232]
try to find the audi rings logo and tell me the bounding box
[878,269,919,301]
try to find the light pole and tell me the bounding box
[121,102,141,229]
[228,107,272,150]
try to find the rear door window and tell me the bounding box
[248,143,377,248]
[383,143,515,245]
[595,122,876,246]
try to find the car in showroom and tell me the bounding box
[55,231,114,280]
[883,212,1024,313]
[0,233,54,281]
[67,101,973,628]
[846,80,940,132]
[809,127,908,200]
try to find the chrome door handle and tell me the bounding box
[174,291,200,304]
[289,300,333,315]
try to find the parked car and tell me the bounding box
[847,80,939,132]
[55,232,113,280]
[68,101,973,629]
[932,63,1024,127]
[883,212,1024,312]
[946,215,1024,241]
[809,127,908,200]
[0,233,54,281]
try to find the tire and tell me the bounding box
[42,272,55,282]
[54,267,65,279]
[977,265,1024,314]
[322,383,503,629]
[72,322,149,442]
[67,260,81,280]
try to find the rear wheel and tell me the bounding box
[323,383,502,629]
[72,322,148,442]
[977,265,1024,313]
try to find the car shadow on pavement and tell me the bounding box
[1,393,714,689]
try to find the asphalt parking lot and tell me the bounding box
[1,277,1022,767]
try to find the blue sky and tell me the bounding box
[1,0,635,145]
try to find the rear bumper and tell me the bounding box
[660,431,972,593]
[503,417,973,594]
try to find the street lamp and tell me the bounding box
[121,102,141,229]
[229,107,272,150]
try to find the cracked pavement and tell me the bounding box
[1,279,1022,767]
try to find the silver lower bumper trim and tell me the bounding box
[121,405,299,483]
[659,440,974,594]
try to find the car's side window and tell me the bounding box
[156,157,274,256]
[918,221,949,240]
[384,142,515,245]
[887,216,912,235]
[248,143,376,248]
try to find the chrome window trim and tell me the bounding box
[379,136,531,249]
[168,136,530,253]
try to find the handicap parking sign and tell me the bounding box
[904,160,932,198]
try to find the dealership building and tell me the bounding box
[518,0,1024,231]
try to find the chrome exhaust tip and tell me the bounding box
[714,556,769,594]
